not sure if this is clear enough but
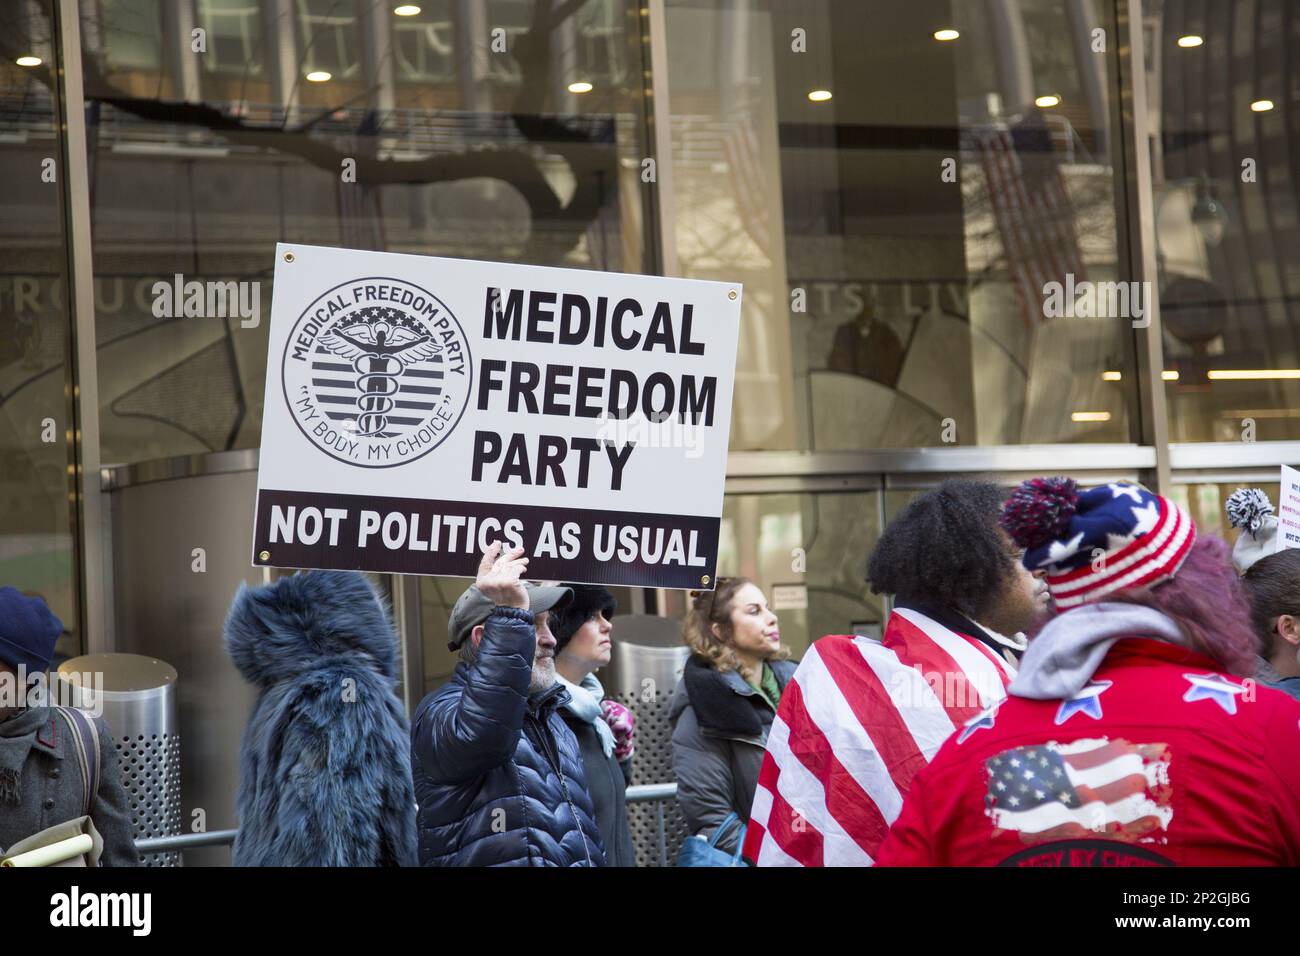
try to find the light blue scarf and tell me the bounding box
[557,673,615,759]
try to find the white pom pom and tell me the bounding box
[1226,488,1274,535]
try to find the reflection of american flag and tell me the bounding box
[338,110,387,251]
[984,738,1172,844]
[338,182,386,251]
[721,120,771,260]
[975,123,1085,327]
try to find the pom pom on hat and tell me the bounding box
[1227,488,1278,574]
[1000,477,1079,550]
[1226,488,1274,536]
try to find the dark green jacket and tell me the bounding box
[0,707,140,866]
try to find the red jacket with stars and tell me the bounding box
[876,638,1300,867]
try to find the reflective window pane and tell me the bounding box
[1149,0,1300,441]
[78,0,653,466]
[668,0,1136,451]
[0,1,80,657]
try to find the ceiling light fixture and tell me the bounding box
[1208,369,1300,380]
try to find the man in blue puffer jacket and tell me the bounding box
[411,541,607,866]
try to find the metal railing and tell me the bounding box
[135,784,679,863]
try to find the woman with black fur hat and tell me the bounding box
[550,585,637,867]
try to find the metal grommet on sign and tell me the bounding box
[727,290,737,300]
[701,574,710,585]
[283,251,295,263]
[258,550,270,562]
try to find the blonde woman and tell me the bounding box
[669,578,794,859]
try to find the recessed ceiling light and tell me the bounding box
[1101,370,1180,382]
[1208,368,1300,379]
[1071,411,1112,422]
[306,71,331,82]
[1177,35,1203,48]
[807,89,832,102]
[567,81,593,94]
[16,56,41,67]
[1251,99,1274,112]
[933,29,960,42]
[394,4,421,14]
[1035,94,1061,108]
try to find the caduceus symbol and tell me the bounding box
[320,314,442,437]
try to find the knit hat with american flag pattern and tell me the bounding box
[1000,477,1197,610]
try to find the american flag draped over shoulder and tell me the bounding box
[744,607,1017,866]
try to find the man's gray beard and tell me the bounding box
[529,656,556,695]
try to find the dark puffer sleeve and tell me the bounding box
[413,608,535,785]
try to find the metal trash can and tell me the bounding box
[601,616,691,867]
[57,654,182,867]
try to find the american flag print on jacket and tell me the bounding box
[875,638,1300,867]
[743,605,1018,866]
[984,738,1173,844]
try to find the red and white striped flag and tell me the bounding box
[744,607,1016,866]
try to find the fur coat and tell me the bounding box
[224,571,417,866]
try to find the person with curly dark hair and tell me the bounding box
[867,480,1046,644]
[745,479,1047,866]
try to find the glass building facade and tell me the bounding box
[2,0,1295,680]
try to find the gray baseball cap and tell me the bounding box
[446,582,574,651]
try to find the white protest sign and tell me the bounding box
[251,243,741,589]
[1275,464,1300,552]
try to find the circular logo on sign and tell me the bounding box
[282,277,472,468]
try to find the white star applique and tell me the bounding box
[1046,532,1087,564]
[1183,673,1247,715]
[1108,483,1144,503]
[1130,501,1160,535]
